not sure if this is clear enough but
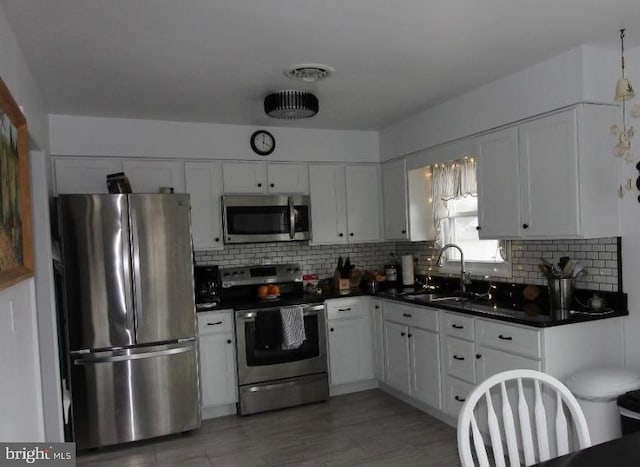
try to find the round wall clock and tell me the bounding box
[250,130,275,156]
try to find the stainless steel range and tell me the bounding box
[220,264,328,415]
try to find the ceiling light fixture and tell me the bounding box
[264,90,319,119]
[284,63,335,83]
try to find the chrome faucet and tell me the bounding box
[436,243,471,293]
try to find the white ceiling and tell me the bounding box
[3,0,640,131]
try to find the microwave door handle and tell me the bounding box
[288,197,295,240]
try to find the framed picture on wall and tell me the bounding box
[0,78,33,289]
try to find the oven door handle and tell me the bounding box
[237,305,324,321]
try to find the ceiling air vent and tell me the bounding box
[284,63,335,82]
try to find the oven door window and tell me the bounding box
[244,312,319,366]
[226,206,289,235]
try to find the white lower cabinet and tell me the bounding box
[383,301,441,408]
[371,299,385,381]
[410,327,440,408]
[326,298,374,387]
[383,320,411,394]
[197,310,237,417]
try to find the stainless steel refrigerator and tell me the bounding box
[57,194,200,449]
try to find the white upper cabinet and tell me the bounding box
[519,109,579,237]
[476,104,619,239]
[382,159,409,240]
[345,165,382,242]
[122,160,185,193]
[476,127,520,238]
[222,162,268,193]
[267,163,309,193]
[222,162,309,194]
[309,164,381,244]
[54,158,122,194]
[309,164,348,243]
[185,162,223,250]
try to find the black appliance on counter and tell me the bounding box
[194,265,221,310]
[219,263,328,415]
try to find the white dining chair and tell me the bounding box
[457,369,591,467]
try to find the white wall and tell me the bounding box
[380,46,589,160]
[0,3,57,441]
[49,115,380,163]
[618,45,640,371]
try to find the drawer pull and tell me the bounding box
[452,324,464,329]
[453,355,465,361]
[207,321,223,326]
[455,396,466,402]
[498,334,513,341]
[402,313,412,318]
[338,308,352,312]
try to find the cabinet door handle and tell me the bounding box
[349,233,354,237]
[453,355,465,361]
[401,229,406,234]
[375,305,380,309]
[207,321,223,326]
[257,183,262,187]
[338,308,351,312]
[476,354,482,359]
[498,334,513,341]
[402,313,412,318]
[270,183,275,188]
[339,233,344,237]
[476,226,481,231]
[330,327,334,332]
[400,332,406,337]
[455,396,466,402]
[214,237,220,242]
[451,324,464,329]
[226,339,232,344]
[522,223,529,229]
[407,333,413,338]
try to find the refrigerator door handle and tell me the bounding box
[121,199,135,334]
[73,344,193,365]
[129,200,144,334]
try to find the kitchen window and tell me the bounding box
[431,158,511,278]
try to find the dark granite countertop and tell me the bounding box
[200,279,628,328]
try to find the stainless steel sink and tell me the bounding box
[402,293,469,304]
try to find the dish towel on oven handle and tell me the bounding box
[280,305,306,350]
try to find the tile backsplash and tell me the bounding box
[194,237,621,292]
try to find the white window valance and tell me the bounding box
[431,156,477,246]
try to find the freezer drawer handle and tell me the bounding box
[73,345,193,365]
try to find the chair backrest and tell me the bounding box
[457,369,591,467]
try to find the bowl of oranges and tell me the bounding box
[257,283,281,300]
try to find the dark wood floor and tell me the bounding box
[77,389,461,466]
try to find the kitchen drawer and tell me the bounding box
[442,336,476,383]
[197,310,234,335]
[383,301,438,331]
[439,312,474,341]
[326,298,363,320]
[476,319,541,359]
[443,376,475,418]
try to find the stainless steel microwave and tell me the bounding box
[222,195,312,243]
